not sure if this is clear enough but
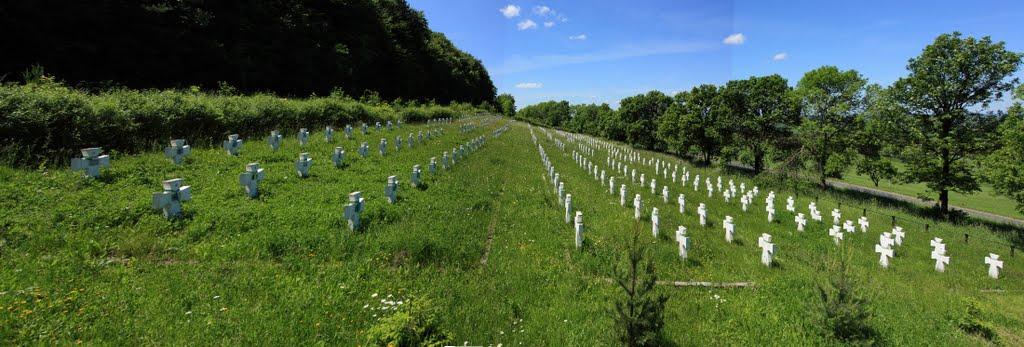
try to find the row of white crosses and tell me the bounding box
[533,130,585,250]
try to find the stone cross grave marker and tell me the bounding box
[741,194,750,212]
[930,238,949,273]
[678,194,685,214]
[223,134,243,156]
[831,208,841,225]
[295,153,313,178]
[766,205,776,223]
[325,126,335,142]
[843,220,856,233]
[298,128,310,146]
[267,130,283,151]
[620,184,627,206]
[376,121,382,131]
[429,157,437,174]
[411,165,422,188]
[633,194,643,220]
[564,194,573,223]
[795,213,807,232]
[345,125,353,139]
[723,216,735,243]
[361,123,368,135]
[676,226,689,260]
[359,142,369,157]
[344,191,365,231]
[164,139,191,164]
[609,177,616,195]
[152,178,191,219]
[651,208,660,237]
[379,139,387,156]
[71,147,110,178]
[239,162,265,198]
[758,233,775,267]
[876,238,894,269]
[558,182,565,206]
[786,196,795,212]
[985,254,1003,279]
[661,186,669,203]
[385,175,399,204]
[650,179,657,194]
[442,152,450,169]
[408,133,414,148]
[698,203,707,227]
[332,147,346,168]
[829,225,844,245]
[574,211,584,250]
[892,226,905,246]
[859,216,869,233]
[395,135,402,150]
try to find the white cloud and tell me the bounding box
[499,4,520,18]
[517,19,537,30]
[569,34,587,40]
[494,41,714,75]
[533,5,552,16]
[515,82,544,89]
[723,33,745,45]
[772,52,788,61]
[544,21,555,28]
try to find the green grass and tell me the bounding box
[839,168,1024,220]
[1,119,1022,345]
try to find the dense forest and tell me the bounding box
[0,0,496,104]
[515,33,1024,216]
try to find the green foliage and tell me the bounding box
[365,296,449,347]
[515,100,573,127]
[611,232,668,347]
[496,94,516,118]
[890,32,1022,213]
[657,85,730,164]
[982,105,1024,212]
[817,253,876,344]
[0,82,482,166]
[721,75,800,174]
[618,91,673,150]
[795,66,869,186]
[955,298,998,342]
[0,0,496,105]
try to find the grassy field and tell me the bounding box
[1,119,1022,345]
[838,168,1024,220]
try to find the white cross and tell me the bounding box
[344,191,365,231]
[723,216,735,243]
[640,173,646,186]
[930,246,949,273]
[741,195,750,212]
[267,131,283,151]
[758,233,775,267]
[395,135,402,150]
[344,125,353,139]
[678,194,685,214]
[650,179,657,194]
[223,134,243,156]
[558,182,565,205]
[152,178,191,219]
[858,216,869,233]
[164,139,191,165]
[379,139,387,156]
[411,165,422,188]
[325,126,334,142]
[295,153,313,178]
[829,225,843,245]
[795,213,807,232]
[298,128,310,146]
[239,162,265,198]
[359,142,369,157]
[610,177,616,195]
[662,186,669,203]
[875,243,894,269]
[332,147,346,168]
[831,209,841,225]
[698,203,707,227]
[633,194,643,220]
[620,184,627,206]
[786,196,795,212]
[574,211,585,250]
[385,175,399,204]
[651,208,660,237]
[564,194,573,223]
[71,147,110,178]
[891,226,905,246]
[767,206,776,223]
[843,220,856,233]
[429,157,437,175]
[985,254,1003,279]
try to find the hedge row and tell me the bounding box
[0,82,484,167]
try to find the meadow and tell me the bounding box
[1,118,1022,345]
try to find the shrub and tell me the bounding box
[610,230,669,346]
[956,298,998,342]
[0,81,483,166]
[365,296,449,347]
[818,253,877,344]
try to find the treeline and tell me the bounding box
[0,0,496,105]
[517,33,1024,216]
[0,79,486,167]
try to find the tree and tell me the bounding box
[982,86,1024,213]
[854,85,900,187]
[794,66,869,187]
[723,75,800,174]
[890,32,1021,215]
[611,231,668,347]
[570,103,614,136]
[658,85,730,164]
[496,93,516,118]
[619,91,673,150]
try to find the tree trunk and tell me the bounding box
[939,189,949,215]
[753,152,764,175]
[940,116,951,216]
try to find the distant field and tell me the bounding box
[1,119,1021,344]
[839,168,1024,220]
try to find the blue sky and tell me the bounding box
[408,0,1024,108]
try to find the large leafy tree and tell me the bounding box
[853,85,900,187]
[794,66,869,187]
[982,86,1024,213]
[722,75,800,175]
[619,91,674,150]
[496,93,516,118]
[890,32,1021,215]
[657,85,730,164]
